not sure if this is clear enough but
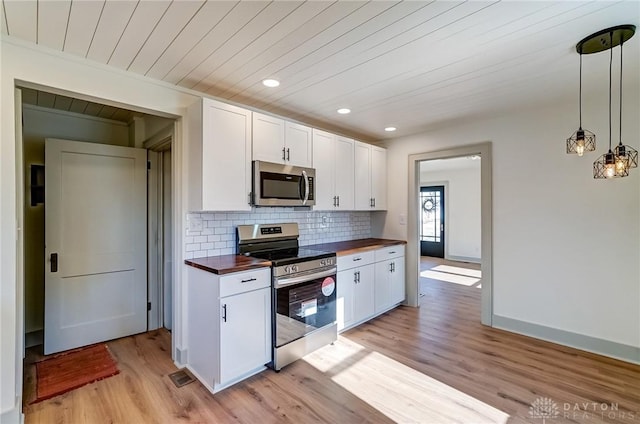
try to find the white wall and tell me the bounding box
[1,36,197,419]
[420,161,481,261]
[379,89,640,352]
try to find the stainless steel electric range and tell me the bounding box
[237,223,337,371]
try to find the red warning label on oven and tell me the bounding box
[321,277,335,296]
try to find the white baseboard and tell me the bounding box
[446,255,481,264]
[493,315,640,365]
[0,397,23,424]
[174,347,188,366]
[25,330,43,348]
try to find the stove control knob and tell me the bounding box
[291,265,299,273]
[284,266,291,273]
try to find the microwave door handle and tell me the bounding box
[301,170,310,205]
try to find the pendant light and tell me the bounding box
[613,38,638,175]
[575,25,636,179]
[593,31,626,179]
[566,52,595,156]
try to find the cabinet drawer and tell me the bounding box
[375,245,405,262]
[219,268,271,297]
[337,250,375,270]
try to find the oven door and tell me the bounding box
[273,267,336,348]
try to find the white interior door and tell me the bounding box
[44,138,147,354]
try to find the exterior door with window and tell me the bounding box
[420,186,444,258]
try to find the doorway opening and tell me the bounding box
[406,143,492,326]
[19,85,176,381]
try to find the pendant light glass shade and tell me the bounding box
[612,37,638,176]
[567,54,596,156]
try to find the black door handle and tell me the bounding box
[51,253,58,273]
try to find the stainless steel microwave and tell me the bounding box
[252,160,315,207]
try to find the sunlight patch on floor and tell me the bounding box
[303,337,510,424]
[420,269,480,286]
[432,264,482,278]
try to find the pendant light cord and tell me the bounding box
[609,31,613,151]
[619,38,623,144]
[579,53,583,126]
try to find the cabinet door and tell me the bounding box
[219,287,271,385]
[253,112,286,164]
[354,141,371,210]
[312,129,336,210]
[337,269,355,331]
[353,264,375,324]
[390,257,405,305]
[334,136,354,210]
[285,121,312,168]
[371,146,387,210]
[374,260,392,313]
[201,99,252,211]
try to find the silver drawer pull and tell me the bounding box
[241,277,257,283]
[353,257,362,261]
[389,251,396,254]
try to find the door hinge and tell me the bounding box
[147,302,152,311]
[147,161,151,170]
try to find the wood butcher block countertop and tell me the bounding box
[185,255,271,275]
[185,238,405,274]
[306,238,406,256]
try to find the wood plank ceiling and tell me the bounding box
[2,1,639,141]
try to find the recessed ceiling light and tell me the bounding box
[384,127,397,132]
[337,108,351,114]
[262,79,280,88]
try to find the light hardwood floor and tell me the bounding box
[23,258,640,423]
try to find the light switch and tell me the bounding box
[399,214,407,225]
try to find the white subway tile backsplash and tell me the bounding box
[185,209,371,258]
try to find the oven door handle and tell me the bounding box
[274,267,337,288]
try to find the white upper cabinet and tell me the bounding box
[285,121,313,168]
[371,145,387,210]
[187,98,252,211]
[252,112,285,164]
[354,141,372,210]
[354,142,387,210]
[253,112,312,168]
[312,129,354,210]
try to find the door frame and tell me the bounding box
[145,127,173,331]
[14,83,185,399]
[407,142,493,326]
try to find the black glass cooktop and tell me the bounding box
[249,247,335,266]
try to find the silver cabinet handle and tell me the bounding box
[389,262,393,273]
[222,304,227,322]
[282,147,286,161]
[333,196,337,207]
[286,148,290,161]
[389,251,396,254]
[241,277,257,283]
[353,257,362,262]
[337,196,340,207]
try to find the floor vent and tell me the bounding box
[169,369,196,388]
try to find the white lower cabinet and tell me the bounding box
[374,246,406,314]
[337,245,405,332]
[187,267,271,393]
